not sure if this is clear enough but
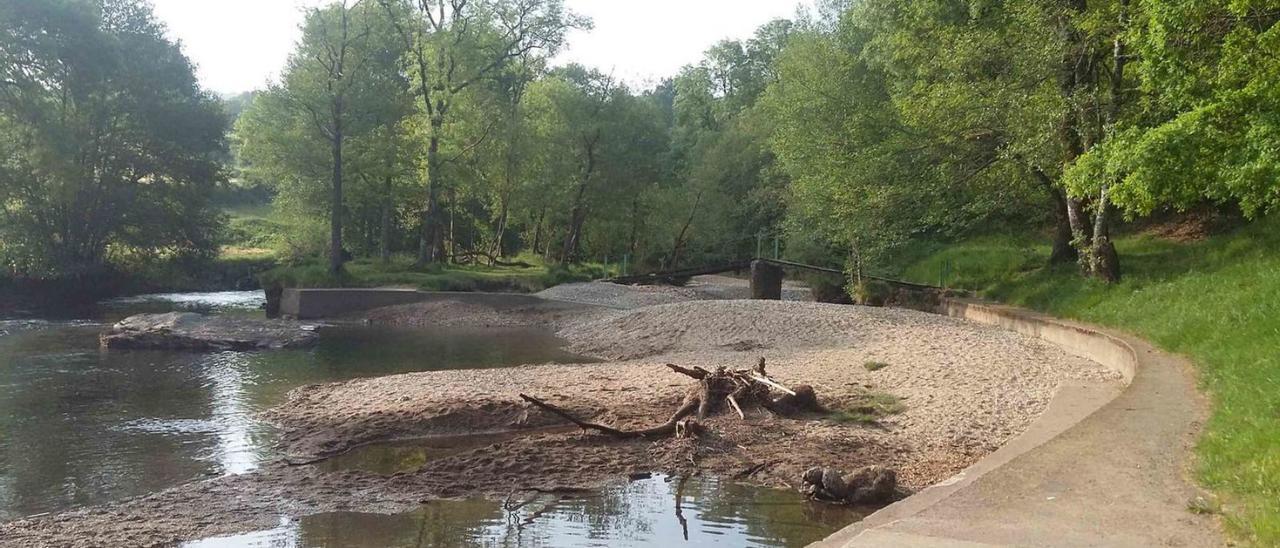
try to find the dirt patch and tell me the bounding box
[0,297,1121,547]
[1142,209,1240,243]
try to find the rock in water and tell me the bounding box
[100,312,320,351]
[801,464,899,505]
[844,465,897,504]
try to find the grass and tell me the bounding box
[259,254,614,293]
[830,390,906,424]
[896,216,1280,545]
[863,360,891,371]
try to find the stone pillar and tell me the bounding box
[264,285,283,319]
[750,260,784,300]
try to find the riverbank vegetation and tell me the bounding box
[259,255,611,293]
[897,216,1280,543]
[4,1,1277,291]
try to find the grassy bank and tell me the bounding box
[896,218,1279,544]
[259,255,613,293]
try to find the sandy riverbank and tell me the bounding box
[0,282,1121,547]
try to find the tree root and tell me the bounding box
[519,357,823,440]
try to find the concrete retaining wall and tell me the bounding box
[940,299,1137,383]
[814,297,1216,547]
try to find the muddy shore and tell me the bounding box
[0,282,1121,547]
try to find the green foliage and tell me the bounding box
[897,217,1280,543]
[1066,1,1280,219]
[852,279,893,307]
[762,2,1054,266]
[224,216,286,250]
[0,0,227,279]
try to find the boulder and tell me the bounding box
[100,312,319,351]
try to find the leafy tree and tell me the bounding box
[1066,1,1280,220]
[379,0,586,265]
[237,1,412,271]
[0,0,226,279]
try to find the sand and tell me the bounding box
[0,283,1121,547]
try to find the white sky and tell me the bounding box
[149,0,810,96]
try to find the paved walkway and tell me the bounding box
[816,301,1222,547]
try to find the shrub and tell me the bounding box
[852,279,892,306]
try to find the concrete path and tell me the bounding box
[816,300,1222,547]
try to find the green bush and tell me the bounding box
[808,274,852,304]
[223,216,285,249]
[852,279,892,306]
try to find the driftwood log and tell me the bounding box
[518,358,823,439]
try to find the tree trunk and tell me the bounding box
[1088,0,1129,284]
[448,185,456,258]
[1090,190,1120,282]
[669,190,703,270]
[490,195,509,262]
[1031,168,1078,265]
[380,174,392,263]
[628,197,642,260]
[1056,0,1098,273]
[561,185,588,264]
[532,205,546,255]
[419,125,445,266]
[560,142,596,264]
[329,103,345,278]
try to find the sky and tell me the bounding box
[148,0,810,96]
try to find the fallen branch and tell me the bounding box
[666,363,710,379]
[750,373,797,396]
[519,394,698,439]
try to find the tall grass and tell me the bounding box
[898,218,1280,544]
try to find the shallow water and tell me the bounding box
[183,474,861,548]
[0,292,586,520]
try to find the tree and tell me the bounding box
[1066,1,1280,223]
[237,1,412,272]
[0,0,226,280]
[379,0,586,265]
[287,1,370,276]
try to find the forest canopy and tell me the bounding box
[3,0,1278,288]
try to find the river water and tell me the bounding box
[0,291,859,546]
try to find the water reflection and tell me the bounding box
[184,475,860,548]
[0,292,588,520]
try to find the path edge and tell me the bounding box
[812,297,1218,547]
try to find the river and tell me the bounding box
[0,291,858,547]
